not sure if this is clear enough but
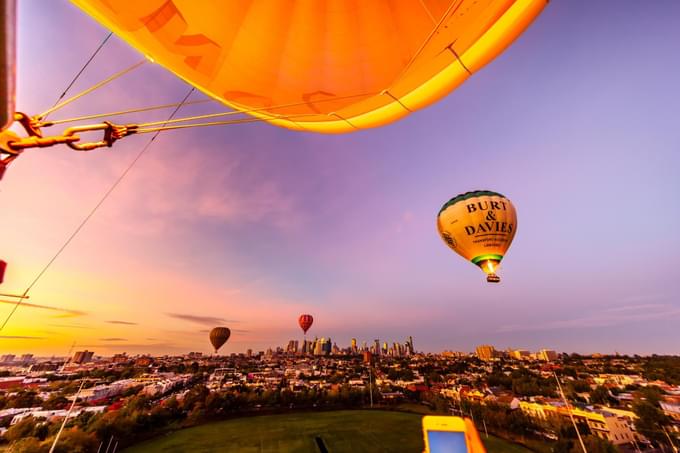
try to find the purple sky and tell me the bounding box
[1,1,679,356]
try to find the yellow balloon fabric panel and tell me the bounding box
[437,191,517,273]
[71,0,546,133]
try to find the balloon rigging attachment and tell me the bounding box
[3,111,136,151]
[0,111,137,178]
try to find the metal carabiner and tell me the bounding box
[63,122,136,151]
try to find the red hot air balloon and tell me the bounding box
[298,314,313,334]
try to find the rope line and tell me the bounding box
[39,59,146,119]
[390,0,461,89]
[0,88,195,332]
[44,32,113,120]
[41,92,372,133]
[134,113,316,134]
[44,99,213,125]
[134,92,373,128]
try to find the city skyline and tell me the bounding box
[0,337,637,361]
[1,1,680,356]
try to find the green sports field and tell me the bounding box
[122,410,532,452]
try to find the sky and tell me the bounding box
[1,1,679,357]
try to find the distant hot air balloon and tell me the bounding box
[298,314,313,335]
[209,327,231,353]
[437,190,517,283]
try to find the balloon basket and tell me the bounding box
[486,274,500,283]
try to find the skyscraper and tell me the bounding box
[314,338,325,355]
[72,350,94,364]
[538,349,558,361]
[286,340,298,353]
[509,349,530,360]
[351,338,357,353]
[406,336,414,355]
[374,339,380,355]
[475,345,496,361]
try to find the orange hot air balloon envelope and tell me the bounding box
[71,0,547,133]
[298,314,313,334]
[209,326,230,353]
[437,190,517,283]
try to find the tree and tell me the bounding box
[589,386,614,405]
[633,399,670,446]
[42,394,69,410]
[45,428,99,453]
[3,416,38,442]
[570,380,591,393]
[4,390,43,409]
[6,437,44,453]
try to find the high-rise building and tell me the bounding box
[310,338,320,355]
[314,338,325,355]
[0,354,15,363]
[246,349,252,358]
[72,350,94,364]
[303,340,313,354]
[363,351,373,364]
[538,349,558,361]
[19,354,34,364]
[286,340,299,353]
[509,349,530,360]
[382,342,388,355]
[406,336,415,355]
[475,345,496,361]
[374,339,380,355]
[392,342,400,357]
[351,338,357,353]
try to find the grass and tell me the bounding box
[122,410,534,452]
